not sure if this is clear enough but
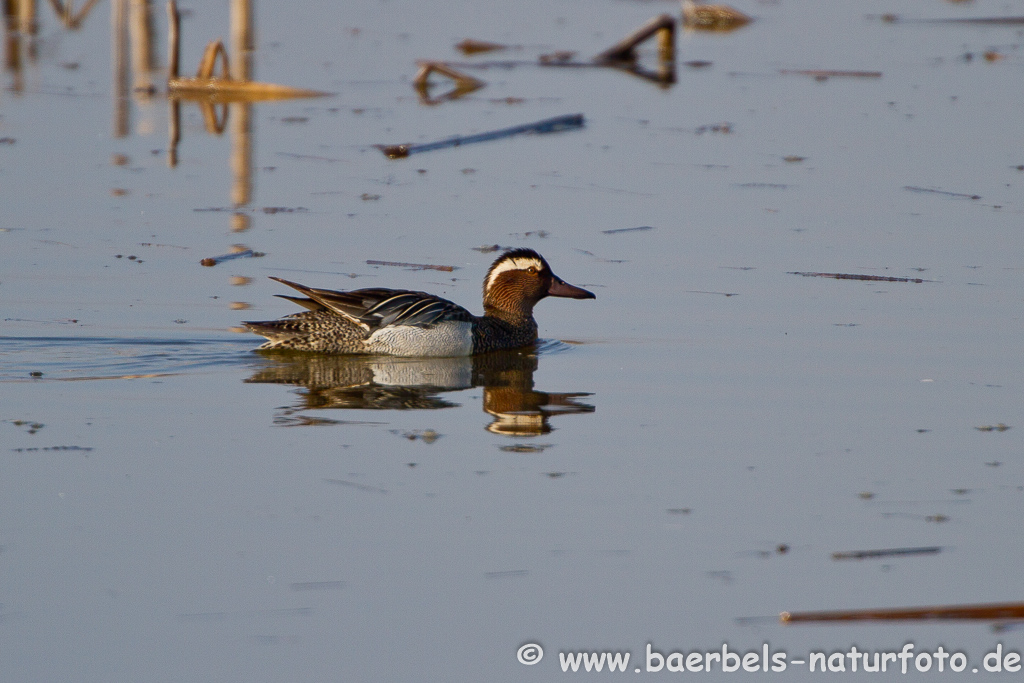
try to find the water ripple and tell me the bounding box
[0,336,255,381]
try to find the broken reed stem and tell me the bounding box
[413,60,486,91]
[593,14,675,64]
[197,39,230,78]
[165,0,326,101]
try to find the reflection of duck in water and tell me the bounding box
[243,249,594,356]
[245,346,594,436]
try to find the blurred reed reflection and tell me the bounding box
[5,0,104,91]
[245,348,594,437]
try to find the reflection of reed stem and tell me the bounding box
[48,0,101,29]
[230,102,252,206]
[167,98,180,167]
[111,0,129,137]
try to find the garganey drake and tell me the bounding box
[244,248,595,356]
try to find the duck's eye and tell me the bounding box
[526,266,538,275]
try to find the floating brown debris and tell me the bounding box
[696,122,732,134]
[682,0,752,31]
[455,39,508,55]
[975,423,1011,432]
[789,271,931,283]
[366,260,457,272]
[539,51,577,65]
[199,248,264,266]
[782,602,1024,624]
[412,60,486,104]
[377,113,585,159]
[832,546,942,560]
[780,69,882,81]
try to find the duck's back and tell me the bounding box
[245,286,477,356]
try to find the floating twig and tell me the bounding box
[200,248,264,266]
[975,423,1011,432]
[682,0,752,31]
[832,546,942,560]
[366,260,457,272]
[377,113,585,159]
[904,186,981,200]
[782,602,1024,624]
[539,51,577,65]
[602,225,654,234]
[455,39,508,55]
[780,69,882,80]
[594,14,676,64]
[789,271,931,283]
[412,60,486,104]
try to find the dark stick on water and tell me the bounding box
[377,113,585,159]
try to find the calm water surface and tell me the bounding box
[2,0,1023,680]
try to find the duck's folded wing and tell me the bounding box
[270,279,472,330]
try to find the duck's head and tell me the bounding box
[483,248,595,316]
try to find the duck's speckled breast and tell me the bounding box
[365,321,474,357]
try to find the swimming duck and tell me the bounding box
[244,248,595,356]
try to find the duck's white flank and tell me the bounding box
[484,254,546,293]
[366,320,474,357]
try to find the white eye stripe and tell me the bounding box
[484,257,545,292]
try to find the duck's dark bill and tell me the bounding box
[548,277,596,299]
